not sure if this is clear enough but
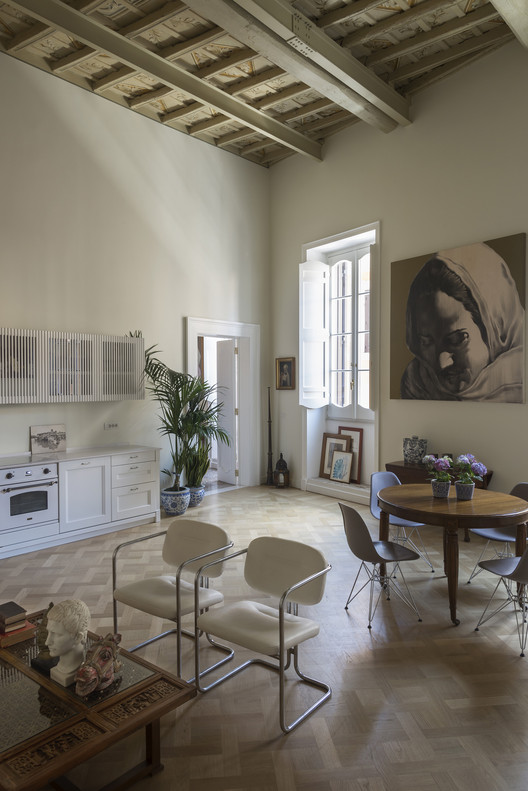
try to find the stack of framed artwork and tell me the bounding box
[319,427,363,484]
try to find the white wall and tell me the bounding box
[269,42,528,493]
[0,55,271,482]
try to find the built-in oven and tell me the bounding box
[0,463,58,530]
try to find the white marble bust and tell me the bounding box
[45,599,90,687]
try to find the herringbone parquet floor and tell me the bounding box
[2,486,528,791]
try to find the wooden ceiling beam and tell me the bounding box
[343,0,462,48]
[158,26,225,59]
[119,1,186,39]
[389,23,513,83]
[185,0,408,131]
[92,65,136,93]
[6,0,323,160]
[253,82,310,109]
[489,0,528,47]
[317,0,394,30]
[366,3,501,67]
[50,45,97,72]
[223,65,284,95]
[127,85,174,108]
[193,46,257,79]
[276,96,334,122]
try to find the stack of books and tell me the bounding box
[0,601,35,647]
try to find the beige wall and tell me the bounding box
[0,55,271,479]
[269,41,528,492]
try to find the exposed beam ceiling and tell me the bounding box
[489,0,528,47]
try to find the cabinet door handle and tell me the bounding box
[130,465,139,470]
[129,487,139,492]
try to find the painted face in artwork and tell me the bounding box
[414,291,489,393]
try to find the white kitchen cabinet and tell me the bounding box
[59,456,112,532]
[111,449,159,521]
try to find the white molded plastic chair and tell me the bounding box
[370,471,434,572]
[467,482,528,583]
[474,547,528,656]
[340,502,422,628]
[193,535,332,734]
[112,519,233,679]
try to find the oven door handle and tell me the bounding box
[2,480,58,493]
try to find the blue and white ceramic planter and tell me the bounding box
[431,479,450,498]
[160,487,190,516]
[455,481,475,500]
[188,485,205,507]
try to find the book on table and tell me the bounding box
[0,620,36,648]
[0,600,26,626]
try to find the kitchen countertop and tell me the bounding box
[0,445,159,468]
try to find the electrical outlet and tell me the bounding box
[104,422,119,430]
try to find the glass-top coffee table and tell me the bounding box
[0,613,195,791]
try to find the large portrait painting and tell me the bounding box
[390,233,526,403]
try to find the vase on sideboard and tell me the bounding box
[403,435,428,464]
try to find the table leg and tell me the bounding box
[379,509,390,579]
[516,522,527,557]
[443,522,459,626]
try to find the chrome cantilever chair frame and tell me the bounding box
[340,502,422,629]
[370,471,434,572]
[193,538,332,734]
[467,482,528,584]
[474,549,528,656]
[112,521,234,681]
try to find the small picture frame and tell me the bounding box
[30,424,66,455]
[320,433,351,479]
[330,451,353,483]
[338,426,363,484]
[276,357,295,390]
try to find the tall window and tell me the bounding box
[299,224,377,421]
[329,246,370,414]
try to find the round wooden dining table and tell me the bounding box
[377,484,528,625]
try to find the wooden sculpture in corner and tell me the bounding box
[75,632,122,697]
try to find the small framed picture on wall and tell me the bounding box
[276,357,295,390]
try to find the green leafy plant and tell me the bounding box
[422,454,453,483]
[183,442,211,488]
[454,454,487,485]
[144,345,229,491]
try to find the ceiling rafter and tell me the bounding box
[388,22,513,83]
[366,3,500,67]
[6,0,323,160]
[184,0,408,132]
[489,0,528,47]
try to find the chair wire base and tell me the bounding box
[391,526,434,573]
[195,641,331,733]
[345,561,422,628]
[475,577,528,657]
[467,541,513,584]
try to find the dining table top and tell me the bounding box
[377,484,528,530]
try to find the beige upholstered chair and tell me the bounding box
[112,518,233,679]
[475,547,528,656]
[340,502,422,628]
[193,535,332,733]
[467,482,528,583]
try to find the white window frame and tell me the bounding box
[299,223,379,422]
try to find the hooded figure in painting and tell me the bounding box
[401,243,524,402]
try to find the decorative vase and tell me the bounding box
[188,485,205,507]
[455,481,475,500]
[403,435,428,464]
[160,487,190,516]
[431,479,451,498]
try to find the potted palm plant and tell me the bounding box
[144,345,229,516]
[183,442,212,507]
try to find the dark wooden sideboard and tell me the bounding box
[385,460,493,489]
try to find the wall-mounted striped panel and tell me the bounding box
[0,329,144,404]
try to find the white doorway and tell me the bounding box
[186,318,261,488]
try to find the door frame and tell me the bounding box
[186,317,260,488]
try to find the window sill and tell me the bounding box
[305,477,369,506]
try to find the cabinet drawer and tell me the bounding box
[0,522,59,549]
[112,482,159,521]
[112,450,156,466]
[111,461,157,488]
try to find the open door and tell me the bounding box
[216,339,237,485]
